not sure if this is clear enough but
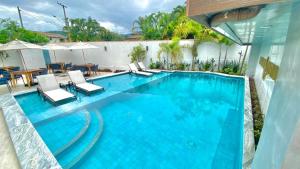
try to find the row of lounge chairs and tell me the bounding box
[128,62,161,76]
[37,70,103,104]
[36,62,160,105]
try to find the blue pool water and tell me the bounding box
[16,72,244,169]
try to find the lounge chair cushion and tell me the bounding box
[129,63,153,76]
[37,74,60,92]
[143,69,161,73]
[137,62,161,73]
[129,63,139,72]
[76,82,104,92]
[44,89,74,102]
[68,70,86,84]
[135,71,152,76]
[137,62,147,70]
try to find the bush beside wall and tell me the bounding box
[249,77,264,148]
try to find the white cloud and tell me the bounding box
[0,0,185,32]
[98,21,129,34]
[31,1,53,10]
[0,4,64,31]
[134,0,149,10]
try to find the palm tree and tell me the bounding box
[158,37,183,69]
[216,36,226,71]
[222,38,234,69]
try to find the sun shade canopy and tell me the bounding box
[0,40,42,51]
[68,42,98,49]
[42,43,68,50]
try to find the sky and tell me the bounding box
[0,0,185,34]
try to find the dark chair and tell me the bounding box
[65,63,72,71]
[49,63,62,73]
[32,68,48,79]
[0,69,11,92]
[11,67,25,85]
[71,65,88,76]
[91,64,98,74]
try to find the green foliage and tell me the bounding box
[133,5,217,40]
[175,63,189,70]
[199,60,211,71]
[221,61,240,74]
[149,58,162,69]
[158,37,183,69]
[249,78,264,147]
[129,44,146,63]
[67,17,124,42]
[133,12,171,40]
[0,19,49,44]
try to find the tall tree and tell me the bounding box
[0,19,49,44]
[133,12,172,40]
[185,29,217,70]
[158,37,183,69]
[222,38,234,68]
[67,17,123,42]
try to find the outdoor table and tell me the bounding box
[47,62,65,73]
[10,69,43,87]
[0,66,17,71]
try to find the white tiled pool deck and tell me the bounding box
[0,109,20,169]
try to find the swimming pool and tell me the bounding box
[16,72,244,169]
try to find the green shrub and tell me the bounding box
[129,44,146,63]
[149,59,162,69]
[203,60,212,71]
[176,63,185,70]
[249,78,264,148]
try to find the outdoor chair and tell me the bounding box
[0,69,11,92]
[91,64,99,74]
[68,70,104,95]
[65,63,72,71]
[128,63,153,76]
[137,62,161,73]
[68,70,104,94]
[37,74,75,104]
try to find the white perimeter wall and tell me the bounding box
[2,40,249,71]
[252,1,300,169]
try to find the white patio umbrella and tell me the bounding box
[0,40,42,70]
[68,42,98,64]
[43,43,68,63]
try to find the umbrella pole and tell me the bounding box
[54,50,57,63]
[82,49,86,64]
[19,49,27,70]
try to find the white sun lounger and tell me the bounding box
[128,63,153,76]
[137,62,161,73]
[37,74,75,103]
[68,70,104,94]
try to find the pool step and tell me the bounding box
[56,110,103,169]
[35,111,90,155]
[54,112,91,156]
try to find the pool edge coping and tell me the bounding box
[0,94,61,169]
[243,76,255,169]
